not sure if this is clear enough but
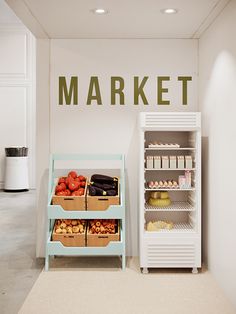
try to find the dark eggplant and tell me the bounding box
[91,174,118,184]
[92,186,107,196]
[106,189,117,196]
[88,186,97,196]
[91,182,116,191]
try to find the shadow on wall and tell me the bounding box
[126,117,139,257]
[202,137,209,268]
[36,168,49,258]
[0,155,5,188]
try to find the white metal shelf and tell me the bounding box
[145,148,196,151]
[145,168,195,171]
[145,202,195,212]
[145,188,195,191]
[145,223,194,233]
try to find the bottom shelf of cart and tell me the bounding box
[47,241,124,256]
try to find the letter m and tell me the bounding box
[59,76,78,105]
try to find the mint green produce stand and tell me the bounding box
[45,153,126,271]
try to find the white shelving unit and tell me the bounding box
[139,112,201,274]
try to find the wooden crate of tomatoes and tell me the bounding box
[52,170,87,210]
[52,219,86,247]
[87,219,120,247]
[87,174,120,211]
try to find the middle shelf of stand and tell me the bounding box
[145,201,195,212]
[47,204,124,219]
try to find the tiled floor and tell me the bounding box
[0,191,43,314]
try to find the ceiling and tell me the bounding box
[5,0,230,39]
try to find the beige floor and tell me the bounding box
[1,191,235,314]
[19,257,236,314]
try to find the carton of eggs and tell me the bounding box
[148,180,178,189]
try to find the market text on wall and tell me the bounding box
[58,76,192,106]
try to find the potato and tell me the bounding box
[72,226,79,233]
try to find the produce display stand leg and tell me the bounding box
[122,253,126,270]
[45,153,126,271]
[45,252,49,271]
[121,157,126,270]
[45,219,50,271]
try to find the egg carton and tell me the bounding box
[148,142,180,148]
[147,180,179,189]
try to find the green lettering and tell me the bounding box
[111,77,125,105]
[134,76,148,105]
[158,76,170,105]
[59,76,78,105]
[86,76,102,105]
[178,76,192,105]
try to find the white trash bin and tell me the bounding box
[4,147,29,192]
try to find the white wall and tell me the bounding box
[199,0,236,308]
[35,38,50,257]
[37,39,198,257]
[0,1,36,189]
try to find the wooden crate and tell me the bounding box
[52,225,86,247]
[87,178,120,211]
[52,178,87,211]
[87,221,120,247]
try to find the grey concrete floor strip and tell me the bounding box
[0,191,43,314]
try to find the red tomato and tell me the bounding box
[80,181,86,187]
[68,171,77,179]
[56,191,66,196]
[74,177,80,183]
[71,190,81,196]
[59,183,66,191]
[77,188,84,196]
[68,181,80,191]
[55,184,63,193]
[65,176,74,187]
[65,189,71,196]
[78,175,86,181]
[58,177,66,184]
